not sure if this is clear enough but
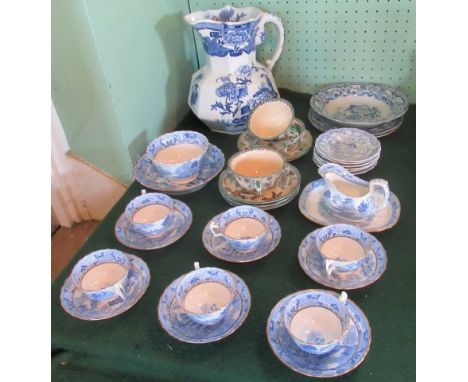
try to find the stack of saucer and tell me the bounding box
[313,128,381,175]
[60,249,150,321]
[218,148,301,210]
[308,82,408,137]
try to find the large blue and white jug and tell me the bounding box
[185,5,284,134]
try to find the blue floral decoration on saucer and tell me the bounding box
[310,83,408,126]
[158,271,251,343]
[115,199,192,250]
[308,108,403,138]
[267,290,371,378]
[298,230,387,289]
[298,179,401,232]
[202,213,281,263]
[134,144,225,195]
[60,254,150,321]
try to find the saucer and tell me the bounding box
[158,271,251,343]
[298,230,387,289]
[308,108,403,138]
[202,213,281,263]
[134,144,225,195]
[237,121,313,161]
[115,199,192,250]
[218,164,301,210]
[310,83,408,126]
[298,179,401,232]
[60,254,150,321]
[315,128,380,164]
[267,290,371,378]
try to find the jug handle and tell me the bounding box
[370,179,390,209]
[255,13,285,70]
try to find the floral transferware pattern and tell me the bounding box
[315,128,381,164]
[298,179,401,232]
[267,290,371,378]
[310,83,408,126]
[115,199,192,251]
[185,6,284,133]
[308,108,403,138]
[158,271,251,343]
[60,254,150,321]
[298,228,387,290]
[134,144,225,195]
[202,210,281,263]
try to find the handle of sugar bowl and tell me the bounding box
[255,13,285,70]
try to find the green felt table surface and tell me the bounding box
[51,89,415,382]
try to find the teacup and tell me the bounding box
[247,98,300,144]
[315,224,374,275]
[209,206,270,252]
[125,190,174,236]
[319,163,390,221]
[147,130,209,184]
[176,263,237,326]
[284,290,350,355]
[228,148,286,194]
[71,249,131,302]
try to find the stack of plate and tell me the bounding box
[308,83,408,137]
[313,128,381,175]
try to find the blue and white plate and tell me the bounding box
[315,128,380,164]
[202,213,281,263]
[298,179,401,232]
[308,108,403,138]
[298,230,387,289]
[115,199,192,250]
[310,83,408,126]
[134,144,225,195]
[60,254,150,321]
[158,271,251,343]
[267,290,371,378]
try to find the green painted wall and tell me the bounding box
[52,0,198,184]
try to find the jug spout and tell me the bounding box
[184,6,262,26]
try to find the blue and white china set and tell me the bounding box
[59,5,409,378]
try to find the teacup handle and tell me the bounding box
[209,221,226,239]
[325,259,337,276]
[370,179,390,209]
[255,13,284,70]
[338,291,348,304]
[111,282,126,301]
[254,180,263,195]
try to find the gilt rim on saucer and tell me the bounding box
[266,289,372,378]
[157,271,251,343]
[134,143,225,195]
[298,179,401,232]
[202,213,281,262]
[114,199,192,250]
[298,229,388,290]
[60,254,150,321]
